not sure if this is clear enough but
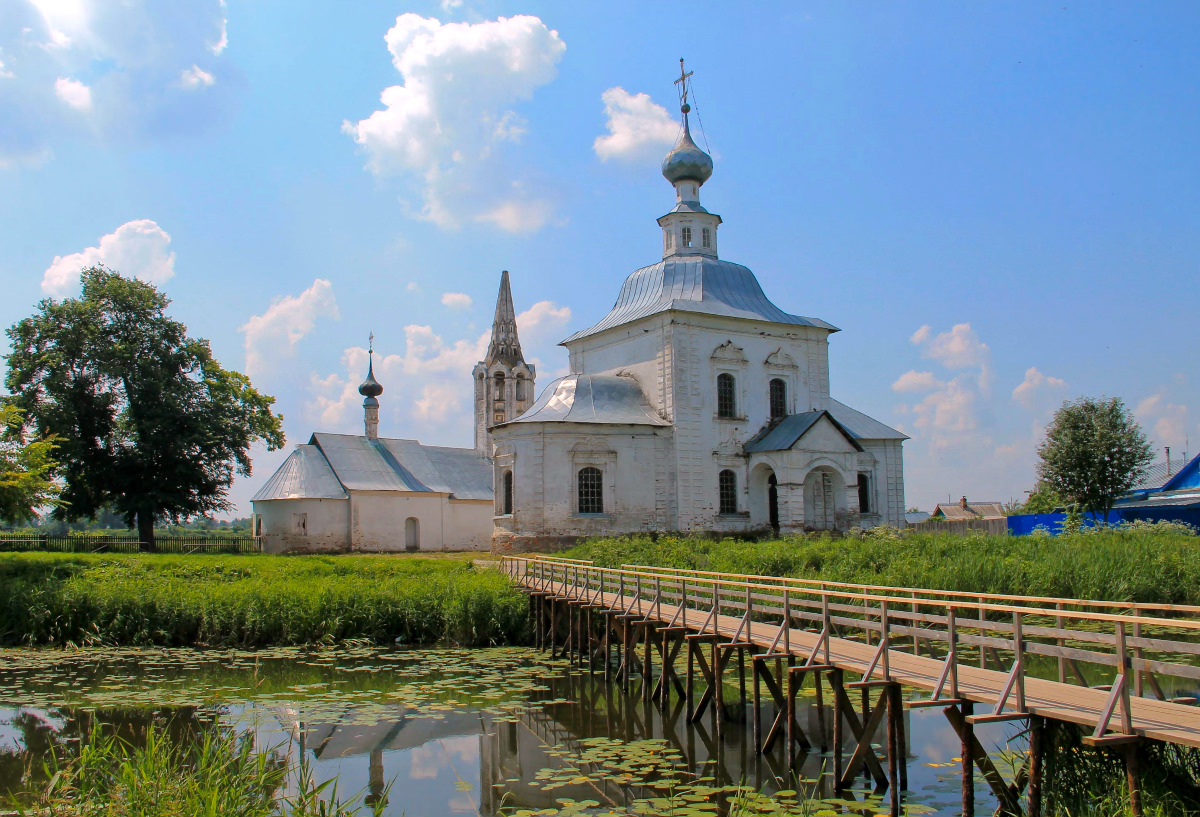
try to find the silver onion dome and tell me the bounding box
[661,112,713,186]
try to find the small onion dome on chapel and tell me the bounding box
[661,107,713,187]
[359,351,383,401]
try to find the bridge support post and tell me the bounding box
[960,700,974,817]
[1028,715,1043,817]
[1122,744,1143,817]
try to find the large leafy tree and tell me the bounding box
[1036,396,1153,520]
[0,404,61,523]
[4,267,285,549]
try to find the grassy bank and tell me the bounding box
[0,553,527,648]
[7,723,382,817]
[564,526,1200,604]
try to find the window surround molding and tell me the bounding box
[710,341,748,422]
[764,348,799,417]
[570,441,616,517]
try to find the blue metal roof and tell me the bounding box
[561,255,837,344]
[506,374,670,427]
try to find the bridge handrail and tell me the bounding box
[617,562,1200,618]
[500,555,1200,630]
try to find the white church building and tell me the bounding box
[251,74,906,553]
[490,91,906,552]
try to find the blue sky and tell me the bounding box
[2,1,1197,516]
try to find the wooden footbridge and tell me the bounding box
[501,555,1200,817]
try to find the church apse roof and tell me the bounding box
[561,255,837,345]
[505,374,670,427]
[251,445,348,502]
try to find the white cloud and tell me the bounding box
[514,299,571,346]
[42,219,176,296]
[54,76,91,110]
[414,383,461,421]
[406,281,421,292]
[1011,366,1067,411]
[210,13,228,55]
[1136,392,1189,449]
[593,87,678,162]
[1,1,233,167]
[911,322,990,370]
[440,0,464,11]
[891,370,943,393]
[240,279,340,380]
[180,65,215,90]
[342,14,566,232]
[441,292,472,310]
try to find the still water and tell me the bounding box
[0,646,1030,816]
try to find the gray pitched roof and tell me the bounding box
[252,434,493,502]
[1131,458,1193,492]
[506,374,670,426]
[561,255,837,344]
[745,410,864,453]
[251,445,348,501]
[931,501,1006,520]
[827,399,909,441]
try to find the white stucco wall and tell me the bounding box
[491,423,674,550]
[254,497,350,554]
[350,492,492,551]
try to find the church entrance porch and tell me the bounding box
[749,463,784,533]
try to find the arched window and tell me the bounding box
[492,372,506,424]
[716,373,736,418]
[664,229,672,251]
[515,375,526,402]
[769,378,787,420]
[681,226,692,247]
[702,227,711,249]
[578,467,603,514]
[502,470,514,515]
[857,474,871,514]
[405,517,420,551]
[718,469,737,515]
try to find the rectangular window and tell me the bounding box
[578,467,604,514]
[702,228,711,249]
[681,226,692,247]
[718,470,738,515]
[716,373,736,418]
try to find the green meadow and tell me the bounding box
[0,552,526,648]
[565,524,1200,605]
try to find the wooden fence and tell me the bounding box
[911,517,1008,536]
[0,533,261,554]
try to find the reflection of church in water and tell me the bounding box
[489,68,906,550]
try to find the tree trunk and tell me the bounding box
[137,510,156,552]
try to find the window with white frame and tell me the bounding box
[681,226,692,247]
[702,227,711,249]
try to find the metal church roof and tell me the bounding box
[252,433,493,502]
[506,374,670,426]
[827,399,909,441]
[251,445,348,501]
[561,255,838,344]
[745,411,864,453]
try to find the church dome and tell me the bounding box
[508,374,669,427]
[358,359,383,399]
[661,115,713,186]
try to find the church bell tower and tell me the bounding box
[473,270,535,453]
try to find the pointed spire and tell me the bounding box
[485,270,525,368]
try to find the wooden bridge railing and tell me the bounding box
[502,555,1200,746]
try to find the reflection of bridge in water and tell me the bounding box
[504,555,1200,817]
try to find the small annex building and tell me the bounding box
[929,496,1006,521]
[251,273,535,553]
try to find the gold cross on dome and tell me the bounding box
[674,58,693,107]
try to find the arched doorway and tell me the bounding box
[767,473,779,534]
[404,517,420,551]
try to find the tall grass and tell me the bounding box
[0,553,527,648]
[9,723,383,817]
[565,526,1200,604]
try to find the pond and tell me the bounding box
[0,646,1034,816]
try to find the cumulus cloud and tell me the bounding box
[1,1,233,167]
[1011,366,1067,411]
[241,279,340,379]
[594,87,678,162]
[342,13,566,232]
[42,219,175,296]
[891,370,943,393]
[911,323,991,375]
[514,299,571,346]
[54,77,91,110]
[180,65,215,90]
[441,292,472,310]
[1136,392,1189,449]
